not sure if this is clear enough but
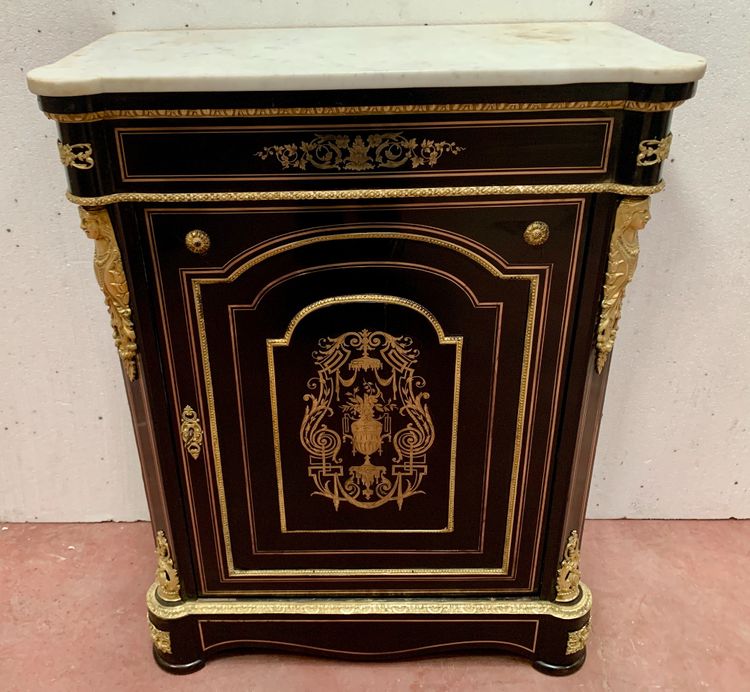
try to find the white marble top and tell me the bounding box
[27,23,706,97]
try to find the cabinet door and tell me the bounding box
[144,197,588,596]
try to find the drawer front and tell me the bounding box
[143,196,588,595]
[113,116,613,189]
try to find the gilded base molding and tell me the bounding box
[146,581,592,672]
[146,581,593,620]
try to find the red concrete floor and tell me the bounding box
[0,520,748,691]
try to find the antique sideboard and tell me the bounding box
[28,23,705,675]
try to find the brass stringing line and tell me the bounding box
[267,295,461,529]
[66,180,665,207]
[230,256,489,540]
[448,326,461,532]
[199,636,535,657]
[192,282,236,574]
[503,275,538,574]
[45,99,684,122]
[191,231,535,577]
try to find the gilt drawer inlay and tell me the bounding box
[29,21,704,675]
[256,132,465,172]
[113,119,613,185]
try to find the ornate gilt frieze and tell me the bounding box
[147,618,172,654]
[79,206,138,381]
[566,619,592,655]
[595,197,652,373]
[180,405,203,460]
[154,530,181,602]
[43,99,684,122]
[556,530,582,603]
[636,133,672,166]
[256,132,464,172]
[57,140,94,169]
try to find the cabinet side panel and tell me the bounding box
[112,202,200,597]
[538,194,618,601]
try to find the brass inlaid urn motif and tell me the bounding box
[301,329,435,510]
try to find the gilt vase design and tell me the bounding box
[300,329,435,510]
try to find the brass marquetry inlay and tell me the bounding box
[44,99,684,122]
[523,221,550,246]
[566,619,592,655]
[556,530,582,603]
[147,618,172,654]
[66,180,665,207]
[267,294,462,536]
[300,328,437,511]
[636,133,672,167]
[184,229,211,255]
[79,206,138,381]
[180,405,203,460]
[154,530,181,602]
[57,140,94,169]
[595,197,652,373]
[256,132,465,172]
[147,582,593,620]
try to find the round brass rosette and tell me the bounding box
[523,221,550,246]
[185,229,211,255]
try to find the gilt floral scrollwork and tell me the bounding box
[154,530,181,602]
[180,405,203,460]
[58,140,94,169]
[636,133,672,166]
[566,619,591,655]
[256,132,465,172]
[147,618,172,654]
[556,530,582,603]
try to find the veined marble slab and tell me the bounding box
[27,23,706,97]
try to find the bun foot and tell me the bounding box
[152,647,205,675]
[532,650,586,676]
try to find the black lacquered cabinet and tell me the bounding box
[29,23,704,675]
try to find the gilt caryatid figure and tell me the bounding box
[595,197,652,373]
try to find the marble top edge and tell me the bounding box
[27,22,707,97]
